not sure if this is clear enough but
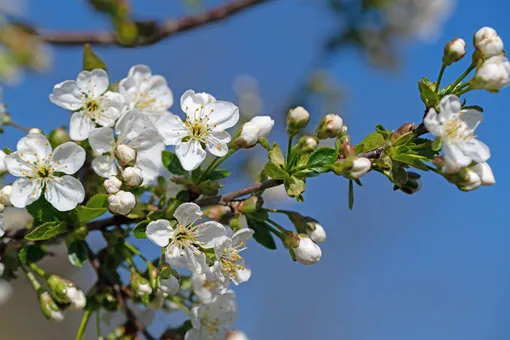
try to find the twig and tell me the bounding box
[36,0,269,46]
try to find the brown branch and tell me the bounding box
[36,0,269,46]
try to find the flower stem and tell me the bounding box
[75,309,92,340]
[446,64,476,94]
[96,310,102,339]
[267,218,288,235]
[22,266,43,294]
[29,262,48,279]
[286,136,293,167]
[457,85,474,97]
[435,64,447,93]
[6,121,30,133]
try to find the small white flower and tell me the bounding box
[0,150,7,173]
[211,229,254,292]
[185,291,238,340]
[119,65,173,122]
[49,69,125,141]
[108,190,136,215]
[4,133,86,211]
[156,90,239,171]
[350,157,371,178]
[424,95,490,167]
[472,56,510,91]
[316,114,344,139]
[145,203,226,274]
[292,235,322,265]
[306,222,326,243]
[0,185,11,206]
[474,27,504,57]
[236,115,275,148]
[159,275,180,295]
[88,109,166,185]
[122,167,143,187]
[471,162,495,186]
[103,176,122,194]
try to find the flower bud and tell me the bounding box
[235,122,260,148]
[158,274,179,296]
[0,151,6,173]
[350,157,371,178]
[239,196,263,213]
[39,292,64,322]
[474,27,504,58]
[471,162,496,186]
[48,127,70,147]
[472,56,510,91]
[0,185,11,206]
[399,172,422,195]
[115,144,137,166]
[296,135,318,154]
[249,116,274,138]
[286,106,310,135]
[103,176,122,194]
[443,38,466,66]
[305,220,326,243]
[290,235,322,265]
[130,272,152,297]
[108,190,136,215]
[47,274,86,310]
[459,168,481,191]
[122,167,143,187]
[226,330,249,340]
[315,114,343,139]
[28,128,43,134]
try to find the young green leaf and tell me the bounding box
[133,220,150,239]
[162,151,187,176]
[18,245,48,265]
[263,162,287,180]
[284,176,306,198]
[206,169,231,181]
[25,221,68,241]
[83,44,107,71]
[418,78,439,108]
[76,206,108,223]
[86,194,109,209]
[268,143,285,166]
[246,218,277,250]
[307,147,337,167]
[354,132,385,154]
[67,240,89,267]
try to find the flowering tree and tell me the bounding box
[0,1,507,339]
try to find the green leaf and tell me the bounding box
[246,218,277,250]
[67,240,88,268]
[418,78,439,108]
[284,176,305,197]
[263,162,287,180]
[431,137,443,152]
[25,221,68,241]
[26,197,64,225]
[162,151,187,176]
[307,147,337,167]
[246,209,269,222]
[191,167,202,183]
[392,153,429,171]
[147,211,165,221]
[206,169,231,181]
[348,179,354,210]
[86,194,109,208]
[76,206,107,223]
[268,143,285,166]
[83,44,107,71]
[392,166,408,184]
[18,245,48,265]
[354,132,385,154]
[133,220,150,239]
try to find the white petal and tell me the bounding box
[146,219,174,247]
[232,228,254,247]
[184,247,208,274]
[213,236,232,259]
[70,111,96,141]
[423,108,442,137]
[195,221,226,248]
[49,80,84,110]
[205,131,230,157]
[439,95,462,120]
[174,202,202,227]
[472,162,496,186]
[458,139,491,164]
[165,243,187,268]
[4,153,35,177]
[115,109,154,141]
[128,64,152,80]
[10,177,42,208]
[205,101,240,131]
[76,69,109,97]
[443,142,472,167]
[94,91,125,127]
[88,127,115,154]
[155,114,188,145]
[180,90,213,115]
[92,155,118,178]
[175,140,206,171]
[140,75,173,112]
[232,257,251,285]
[134,142,167,186]
[17,133,52,165]
[45,175,85,211]
[211,261,230,294]
[159,276,179,295]
[50,142,86,174]
[459,109,484,131]
[0,214,4,237]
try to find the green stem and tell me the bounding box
[6,121,30,133]
[96,310,102,339]
[267,218,288,236]
[446,64,476,94]
[22,266,43,293]
[75,309,92,340]
[435,64,447,93]
[29,262,47,278]
[169,296,191,315]
[286,136,293,167]
[457,86,474,97]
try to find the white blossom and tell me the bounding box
[211,229,253,292]
[159,275,180,295]
[103,176,122,194]
[0,150,6,173]
[443,38,466,65]
[472,56,510,91]
[145,203,226,274]
[108,190,136,215]
[4,133,86,211]
[156,90,239,171]
[49,69,125,141]
[292,235,322,265]
[0,185,11,206]
[185,291,238,340]
[306,222,326,243]
[350,157,372,179]
[119,65,173,122]
[474,27,504,57]
[122,167,143,187]
[424,95,490,167]
[88,109,166,185]
[191,272,221,304]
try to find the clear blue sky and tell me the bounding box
[2,1,510,339]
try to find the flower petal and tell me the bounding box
[70,111,96,141]
[165,243,187,268]
[92,155,118,178]
[184,246,208,274]
[459,109,484,131]
[205,131,230,157]
[10,177,42,208]
[76,69,109,97]
[49,80,84,110]
[94,91,125,127]
[4,153,35,177]
[458,139,491,163]
[146,219,174,247]
[232,257,251,285]
[175,140,206,171]
[50,142,86,174]
[184,328,200,340]
[17,133,52,165]
[155,114,188,145]
[423,108,442,137]
[232,228,254,247]
[134,141,167,186]
[88,127,115,154]
[195,221,226,248]
[180,90,215,117]
[128,64,152,80]
[205,101,240,131]
[115,109,155,142]
[173,202,202,227]
[45,175,85,211]
[439,95,462,121]
[213,236,232,259]
[443,142,472,167]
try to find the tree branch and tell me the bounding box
[36,0,269,46]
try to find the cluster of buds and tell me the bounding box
[235,116,274,148]
[47,274,86,310]
[284,232,322,265]
[288,212,326,243]
[434,156,495,191]
[39,292,64,322]
[103,167,142,216]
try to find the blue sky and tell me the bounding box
[2,1,510,339]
